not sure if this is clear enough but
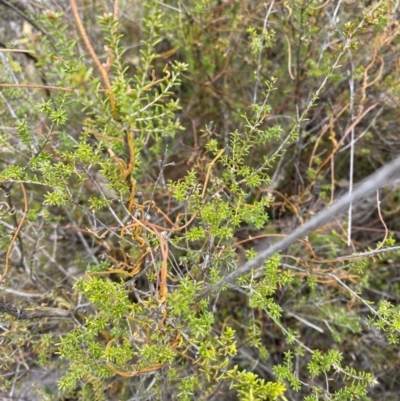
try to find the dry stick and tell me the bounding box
[0,183,28,282]
[0,301,70,319]
[0,48,34,53]
[375,190,388,251]
[195,155,400,301]
[0,83,73,92]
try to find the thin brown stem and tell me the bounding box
[69,0,120,120]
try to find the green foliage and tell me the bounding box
[1,1,400,400]
[225,365,286,401]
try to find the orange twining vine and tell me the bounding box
[67,0,173,302]
[84,146,226,378]
[104,326,183,377]
[1,0,226,378]
[69,0,120,121]
[87,121,226,303]
[105,338,165,377]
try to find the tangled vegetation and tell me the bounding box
[1,0,400,400]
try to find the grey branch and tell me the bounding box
[195,154,400,301]
[0,301,71,319]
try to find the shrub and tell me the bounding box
[1,1,400,400]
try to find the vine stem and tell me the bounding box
[69,0,120,120]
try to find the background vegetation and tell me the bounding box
[1,0,400,400]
